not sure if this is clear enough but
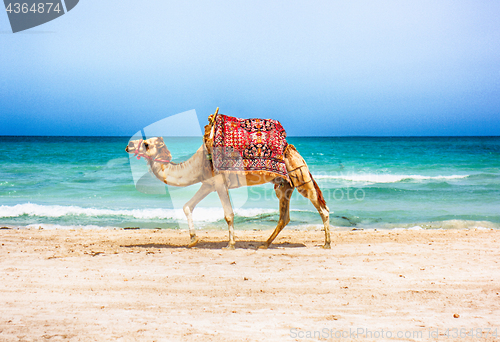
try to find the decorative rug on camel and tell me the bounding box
[211,114,290,182]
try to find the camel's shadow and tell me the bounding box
[121,240,306,250]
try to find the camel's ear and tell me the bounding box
[155,137,166,148]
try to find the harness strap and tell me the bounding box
[288,165,307,173]
[293,179,313,188]
[288,164,309,188]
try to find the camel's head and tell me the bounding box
[126,137,172,163]
[125,139,145,154]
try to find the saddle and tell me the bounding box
[203,110,290,183]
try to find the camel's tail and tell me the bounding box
[310,172,328,211]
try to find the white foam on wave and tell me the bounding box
[25,224,120,230]
[0,203,277,222]
[313,174,469,184]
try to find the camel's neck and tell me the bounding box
[147,145,209,187]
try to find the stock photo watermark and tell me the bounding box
[3,0,79,33]
[126,109,367,206]
[290,327,498,340]
[246,184,365,203]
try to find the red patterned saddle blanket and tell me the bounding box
[211,114,289,181]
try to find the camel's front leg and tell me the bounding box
[214,178,235,250]
[183,183,214,247]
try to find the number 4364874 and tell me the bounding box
[5,3,62,14]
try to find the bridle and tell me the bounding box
[132,139,172,163]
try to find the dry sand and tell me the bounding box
[0,228,499,341]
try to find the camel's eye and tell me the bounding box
[144,142,149,149]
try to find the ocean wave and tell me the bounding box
[312,174,469,184]
[0,203,277,223]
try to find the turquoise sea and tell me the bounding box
[1,136,499,230]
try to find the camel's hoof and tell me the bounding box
[188,237,199,248]
[322,243,331,249]
[222,244,235,250]
[258,244,269,250]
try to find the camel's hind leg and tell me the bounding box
[259,181,294,249]
[183,182,214,247]
[284,145,331,249]
[296,177,331,249]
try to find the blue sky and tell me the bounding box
[1,0,499,136]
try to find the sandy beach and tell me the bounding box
[0,228,499,341]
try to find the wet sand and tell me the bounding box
[1,228,499,341]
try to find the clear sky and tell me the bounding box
[1,0,499,136]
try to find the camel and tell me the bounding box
[125,115,331,250]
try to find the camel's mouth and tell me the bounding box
[125,140,142,154]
